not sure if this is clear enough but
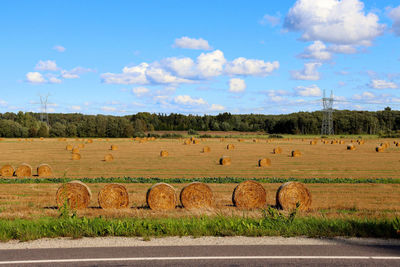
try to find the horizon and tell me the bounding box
[1,0,400,116]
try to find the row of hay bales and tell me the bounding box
[56,180,311,211]
[0,163,52,177]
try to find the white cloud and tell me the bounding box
[101,106,117,112]
[225,57,279,76]
[369,79,398,89]
[197,50,226,78]
[53,45,66,52]
[291,62,321,80]
[70,105,81,111]
[61,67,94,79]
[132,87,150,97]
[35,60,58,71]
[388,5,400,36]
[353,91,375,100]
[0,100,7,106]
[328,44,357,54]
[26,72,46,83]
[299,41,332,60]
[266,90,289,102]
[48,77,62,84]
[146,66,192,84]
[229,78,246,93]
[259,14,281,26]
[294,84,322,97]
[173,36,212,50]
[174,95,207,106]
[161,57,196,78]
[209,104,225,111]
[284,0,384,46]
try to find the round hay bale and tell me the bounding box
[72,153,81,160]
[37,164,52,177]
[276,182,312,211]
[87,139,93,144]
[347,144,356,151]
[253,139,258,143]
[219,156,231,166]
[78,143,85,149]
[258,158,271,167]
[111,145,118,151]
[232,180,266,209]
[192,139,200,144]
[183,139,191,145]
[160,150,169,157]
[376,146,385,152]
[56,180,92,209]
[238,139,244,142]
[273,147,282,154]
[0,164,14,177]
[202,146,211,153]
[15,163,32,177]
[310,140,317,145]
[180,182,214,209]
[72,147,80,154]
[98,183,129,209]
[227,144,235,150]
[104,154,114,162]
[396,142,400,147]
[66,144,73,151]
[291,150,301,157]
[40,137,44,140]
[146,183,177,210]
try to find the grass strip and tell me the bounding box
[0,177,399,184]
[0,215,398,242]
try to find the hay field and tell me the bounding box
[0,137,400,179]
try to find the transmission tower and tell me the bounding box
[40,94,49,124]
[321,90,334,135]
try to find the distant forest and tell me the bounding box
[0,107,399,138]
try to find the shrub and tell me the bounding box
[269,134,283,139]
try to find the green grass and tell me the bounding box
[0,177,399,184]
[0,213,398,241]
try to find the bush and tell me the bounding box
[132,131,146,138]
[147,133,160,138]
[187,129,198,135]
[161,133,183,139]
[199,134,212,138]
[268,134,283,139]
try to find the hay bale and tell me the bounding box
[238,139,244,142]
[291,150,301,157]
[381,142,389,149]
[78,143,85,149]
[56,180,92,209]
[98,183,129,209]
[146,183,177,210]
[258,158,271,167]
[227,144,235,150]
[276,182,312,211]
[66,144,73,151]
[87,139,93,144]
[111,145,118,151]
[15,163,32,177]
[232,180,266,209]
[37,164,52,177]
[347,144,356,151]
[104,154,114,162]
[202,146,211,153]
[219,156,231,166]
[180,182,214,209]
[183,139,191,145]
[0,164,14,177]
[72,147,80,154]
[273,147,282,154]
[253,139,258,143]
[310,140,317,145]
[376,146,385,152]
[72,153,81,160]
[396,142,400,147]
[192,139,200,144]
[40,137,44,140]
[160,150,169,157]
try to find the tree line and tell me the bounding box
[0,107,398,138]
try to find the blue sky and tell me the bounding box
[1,0,400,115]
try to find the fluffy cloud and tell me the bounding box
[197,50,226,78]
[229,78,246,93]
[61,67,94,79]
[328,44,357,54]
[388,5,400,36]
[173,36,212,50]
[53,45,66,52]
[294,84,322,97]
[259,14,281,26]
[35,60,58,71]
[291,62,321,80]
[369,79,398,89]
[26,72,46,83]
[48,77,62,84]
[299,41,332,60]
[225,58,279,76]
[174,95,207,106]
[266,90,289,102]
[132,87,150,97]
[209,104,225,111]
[284,0,384,46]
[353,91,375,100]
[161,57,196,78]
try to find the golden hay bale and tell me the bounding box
[66,144,73,151]
[104,154,114,162]
[376,146,385,152]
[111,145,118,151]
[339,140,345,144]
[202,146,211,153]
[15,163,32,177]
[227,144,235,150]
[87,139,93,144]
[183,139,191,145]
[40,137,44,140]
[219,156,231,166]
[146,183,177,210]
[160,150,169,157]
[78,143,85,149]
[98,183,129,209]
[310,140,317,145]
[276,182,312,211]
[381,142,389,149]
[347,144,356,151]
[0,164,14,177]
[273,147,282,154]
[193,139,200,144]
[253,139,258,143]
[75,138,80,141]
[232,180,266,209]
[37,164,52,177]
[238,138,245,142]
[258,158,271,167]
[134,137,141,141]
[56,180,92,209]
[72,147,80,154]
[180,182,214,210]
[72,153,81,160]
[291,150,301,157]
[396,142,400,147]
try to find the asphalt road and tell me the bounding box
[0,243,399,266]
